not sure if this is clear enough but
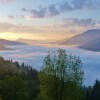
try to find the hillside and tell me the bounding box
[61,29,100,45]
[79,37,100,52]
[0,39,25,46]
[17,38,57,45]
[0,39,25,50]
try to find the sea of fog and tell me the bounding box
[0,44,100,86]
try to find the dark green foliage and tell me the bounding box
[0,76,28,100]
[82,80,100,100]
[25,80,39,100]
[91,80,100,100]
[0,57,39,100]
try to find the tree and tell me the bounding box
[0,56,4,65]
[0,76,28,100]
[90,79,100,100]
[38,49,84,100]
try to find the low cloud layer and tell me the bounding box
[21,0,96,19]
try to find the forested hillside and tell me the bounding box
[0,49,100,100]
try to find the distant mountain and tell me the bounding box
[0,39,25,50]
[61,29,100,45]
[79,37,100,52]
[17,38,56,45]
[0,39,25,46]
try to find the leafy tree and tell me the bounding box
[38,49,84,100]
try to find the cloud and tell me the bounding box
[21,15,33,20]
[62,18,97,27]
[0,22,62,34]
[21,1,73,18]
[21,7,27,12]
[72,0,87,9]
[0,18,99,36]
[59,1,73,12]
[21,2,71,18]
[71,0,96,9]
[30,7,47,18]
[8,15,15,19]
[0,19,100,41]
[0,0,14,3]
[21,0,97,19]
[0,22,74,41]
[47,4,60,17]
[0,22,15,33]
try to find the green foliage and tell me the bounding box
[25,80,39,100]
[38,49,84,100]
[91,80,100,100]
[0,56,4,65]
[0,60,19,79]
[0,76,28,100]
[81,79,100,100]
[0,57,39,100]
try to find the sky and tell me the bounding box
[0,0,100,41]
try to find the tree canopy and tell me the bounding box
[38,49,84,100]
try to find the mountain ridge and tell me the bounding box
[0,39,25,50]
[61,29,100,46]
[79,37,100,52]
[16,38,57,45]
[0,39,25,46]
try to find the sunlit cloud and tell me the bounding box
[0,22,77,41]
[21,15,33,20]
[0,17,100,41]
